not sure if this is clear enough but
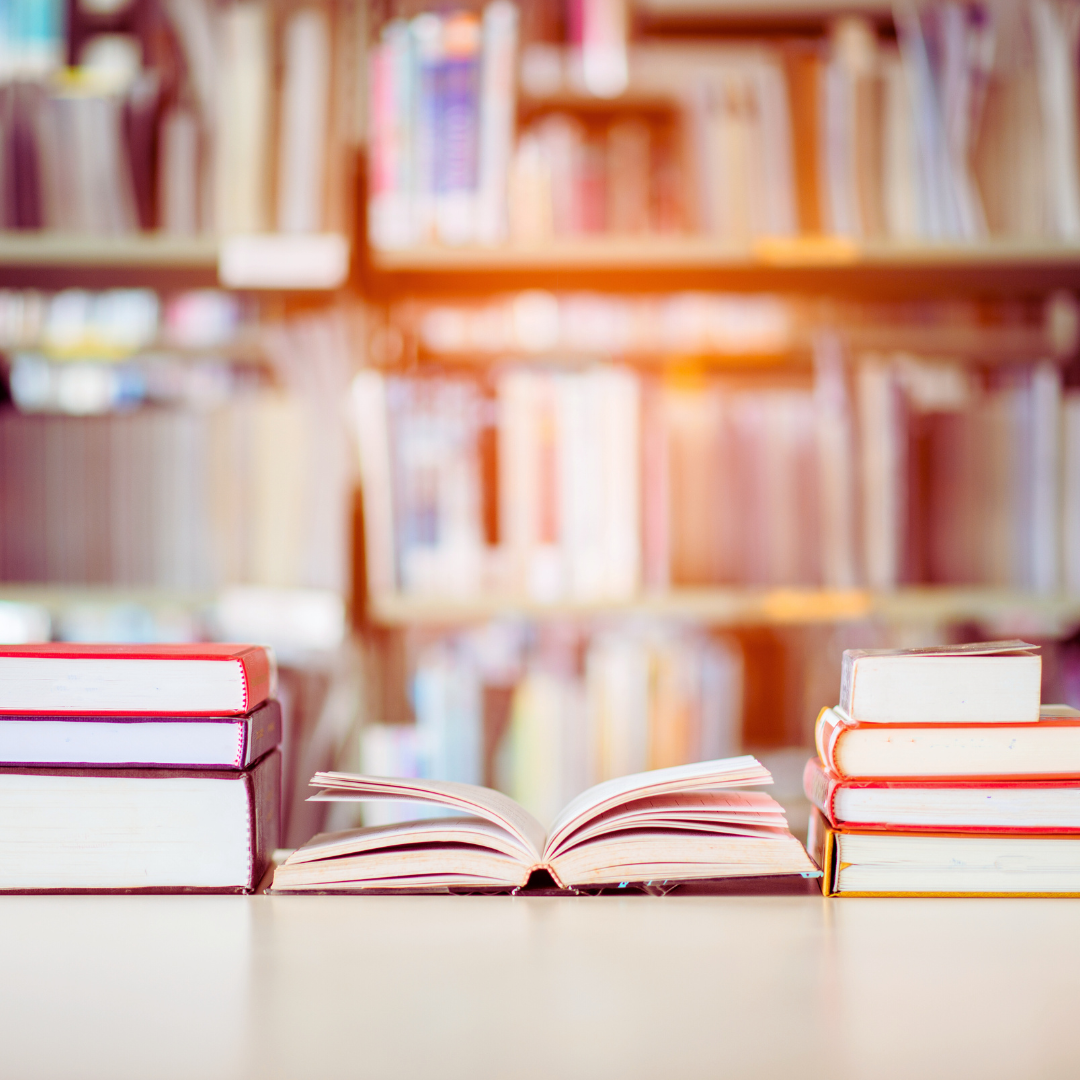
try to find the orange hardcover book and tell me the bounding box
[808,808,1080,898]
[804,755,1080,833]
[815,704,1080,780]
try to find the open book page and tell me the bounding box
[283,818,533,865]
[549,791,789,856]
[548,830,817,887]
[308,773,547,858]
[273,843,529,890]
[544,756,772,858]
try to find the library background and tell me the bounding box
[1,0,1079,842]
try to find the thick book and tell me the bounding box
[808,808,1080,897]
[0,749,280,893]
[0,643,276,716]
[804,755,1080,832]
[816,704,1080,779]
[0,699,280,769]
[838,640,1041,725]
[272,756,821,894]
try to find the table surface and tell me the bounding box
[4,893,1080,1080]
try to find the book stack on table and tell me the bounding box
[805,640,1080,897]
[0,644,281,893]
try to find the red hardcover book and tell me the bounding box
[0,643,276,716]
[815,704,1080,780]
[804,755,1080,833]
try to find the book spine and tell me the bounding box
[244,699,284,769]
[410,13,442,245]
[802,756,837,824]
[477,1,518,245]
[436,13,481,245]
[248,747,282,891]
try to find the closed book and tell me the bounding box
[808,808,1080,897]
[839,640,1041,725]
[0,643,276,716]
[804,755,1080,833]
[0,749,280,893]
[0,698,280,769]
[816,704,1080,779]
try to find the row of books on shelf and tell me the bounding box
[0,288,245,357]
[0,0,354,235]
[353,353,1080,603]
[369,2,1080,248]
[0,307,354,595]
[361,621,743,828]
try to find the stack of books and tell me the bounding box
[0,644,281,893]
[806,640,1080,897]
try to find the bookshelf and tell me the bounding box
[366,588,1080,632]
[0,233,351,292]
[365,239,1080,298]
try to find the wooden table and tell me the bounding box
[2,894,1079,1079]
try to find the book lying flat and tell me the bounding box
[816,704,1080,779]
[0,643,276,715]
[272,756,821,893]
[0,699,281,768]
[839,640,1041,725]
[0,750,280,893]
[804,756,1080,832]
[808,808,1080,897]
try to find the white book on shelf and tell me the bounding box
[351,370,399,598]
[813,333,858,589]
[601,366,641,599]
[1029,361,1062,595]
[368,20,415,249]
[477,1,518,245]
[215,0,272,234]
[857,356,904,591]
[1065,393,1080,594]
[1030,0,1080,241]
[880,47,923,239]
[410,13,443,246]
[157,106,200,234]
[277,6,331,234]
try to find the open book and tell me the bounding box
[272,756,821,893]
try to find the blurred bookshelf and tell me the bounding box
[365,588,1080,633]
[8,0,1080,838]
[365,239,1080,298]
[0,233,351,291]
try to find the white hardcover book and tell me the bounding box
[839,641,1042,725]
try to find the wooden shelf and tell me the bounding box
[364,239,1080,298]
[367,587,1080,632]
[0,232,350,291]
